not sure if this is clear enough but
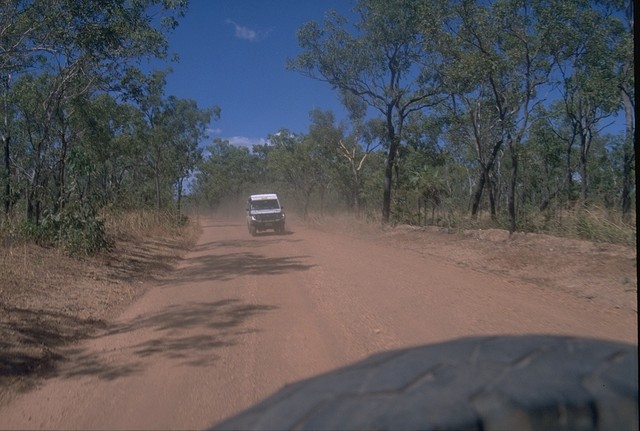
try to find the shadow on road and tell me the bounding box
[0,306,100,384]
[167,251,315,284]
[193,237,302,252]
[53,299,278,382]
[100,236,190,286]
[0,299,277,388]
[251,230,295,237]
[0,221,303,393]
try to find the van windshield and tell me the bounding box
[251,199,279,210]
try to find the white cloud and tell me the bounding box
[225,19,258,42]
[227,136,267,149]
[206,127,222,135]
[225,19,272,42]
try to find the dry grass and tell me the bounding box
[517,206,637,246]
[389,205,637,247]
[102,209,200,241]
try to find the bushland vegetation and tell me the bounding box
[1,0,635,256]
[1,0,216,255]
[191,0,635,245]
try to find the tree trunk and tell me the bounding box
[471,138,503,219]
[56,132,69,212]
[27,138,45,224]
[176,177,183,221]
[488,170,497,218]
[382,110,397,224]
[2,134,10,215]
[470,169,486,219]
[579,132,589,205]
[620,87,634,219]
[155,167,161,210]
[470,166,498,219]
[302,185,314,220]
[507,137,518,233]
[2,74,11,217]
[154,153,162,211]
[566,141,574,204]
[620,0,634,220]
[352,165,362,218]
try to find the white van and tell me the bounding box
[246,194,286,236]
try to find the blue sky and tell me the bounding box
[156,0,625,150]
[157,0,357,149]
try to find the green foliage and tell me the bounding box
[288,0,445,222]
[0,0,213,253]
[23,203,112,255]
[193,139,260,208]
[267,130,323,216]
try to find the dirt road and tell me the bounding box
[0,217,636,430]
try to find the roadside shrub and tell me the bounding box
[20,219,48,243]
[23,204,112,255]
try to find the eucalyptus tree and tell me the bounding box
[289,0,445,223]
[1,0,187,220]
[398,111,448,222]
[524,106,569,212]
[614,0,634,218]
[194,139,259,208]
[549,0,625,206]
[587,134,625,209]
[436,53,506,219]
[157,96,218,216]
[10,71,68,223]
[1,1,39,215]
[71,94,148,207]
[266,129,330,218]
[306,109,346,213]
[118,68,168,210]
[10,72,83,221]
[122,69,217,212]
[337,90,382,216]
[436,0,555,232]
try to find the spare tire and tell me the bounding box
[212,335,638,430]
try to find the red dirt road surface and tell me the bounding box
[0,217,636,429]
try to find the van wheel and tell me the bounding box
[213,335,638,430]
